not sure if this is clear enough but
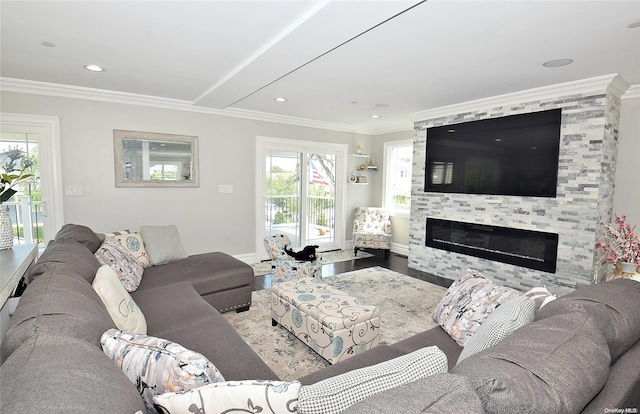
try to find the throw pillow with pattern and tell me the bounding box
[297,346,447,414]
[92,265,147,333]
[106,230,151,268]
[101,329,225,411]
[154,380,300,414]
[94,236,144,292]
[432,269,519,346]
[456,295,536,363]
[523,286,557,312]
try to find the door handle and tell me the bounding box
[40,201,48,217]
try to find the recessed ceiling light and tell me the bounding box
[495,138,502,142]
[628,21,640,29]
[448,129,455,133]
[84,64,105,72]
[370,114,381,119]
[374,103,390,108]
[543,58,573,68]
[41,41,55,48]
[274,97,287,102]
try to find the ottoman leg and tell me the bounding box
[272,319,278,327]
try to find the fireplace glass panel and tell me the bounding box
[426,218,558,273]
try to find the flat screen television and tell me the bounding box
[425,108,561,197]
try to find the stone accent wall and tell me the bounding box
[409,89,621,294]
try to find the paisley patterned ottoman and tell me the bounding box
[270,278,380,364]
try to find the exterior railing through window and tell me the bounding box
[2,197,44,246]
[265,194,335,228]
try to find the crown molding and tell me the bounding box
[607,74,631,99]
[622,84,640,100]
[3,76,633,136]
[409,74,633,122]
[0,77,379,135]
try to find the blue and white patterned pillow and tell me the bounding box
[106,230,151,268]
[94,236,144,292]
[101,329,224,411]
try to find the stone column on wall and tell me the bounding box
[408,75,626,294]
[592,91,622,283]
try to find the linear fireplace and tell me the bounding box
[426,218,558,273]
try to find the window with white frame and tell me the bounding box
[383,140,413,216]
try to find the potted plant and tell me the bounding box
[597,214,640,280]
[1,147,34,250]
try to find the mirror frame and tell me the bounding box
[114,129,199,188]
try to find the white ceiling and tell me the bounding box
[2,1,639,134]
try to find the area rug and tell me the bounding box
[251,249,374,276]
[223,266,448,381]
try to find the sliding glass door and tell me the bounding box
[257,137,346,258]
[264,150,303,247]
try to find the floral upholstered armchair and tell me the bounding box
[263,234,322,284]
[353,207,392,258]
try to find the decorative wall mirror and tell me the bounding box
[114,129,199,188]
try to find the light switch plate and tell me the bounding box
[218,184,233,194]
[65,185,83,196]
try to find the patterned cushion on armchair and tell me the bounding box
[353,207,392,257]
[263,234,322,284]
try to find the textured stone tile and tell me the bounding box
[409,89,620,295]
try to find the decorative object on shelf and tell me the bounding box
[367,155,378,170]
[354,143,363,155]
[356,176,367,183]
[1,147,34,250]
[359,163,367,170]
[349,173,357,183]
[597,214,640,281]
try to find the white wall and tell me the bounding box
[1,91,374,257]
[372,130,413,250]
[614,96,640,228]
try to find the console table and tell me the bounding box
[1,243,38,307]
[1,243,38,351]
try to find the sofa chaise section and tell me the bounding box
[131,281,277,381]
[137,252,254,312]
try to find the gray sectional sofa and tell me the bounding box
[314,277,640,413]
[0,224,272,413]
[1,223,639,413]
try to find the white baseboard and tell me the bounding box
[233,252,258,264]
[391,242,409,257]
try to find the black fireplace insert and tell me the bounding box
[426,218,558,273]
